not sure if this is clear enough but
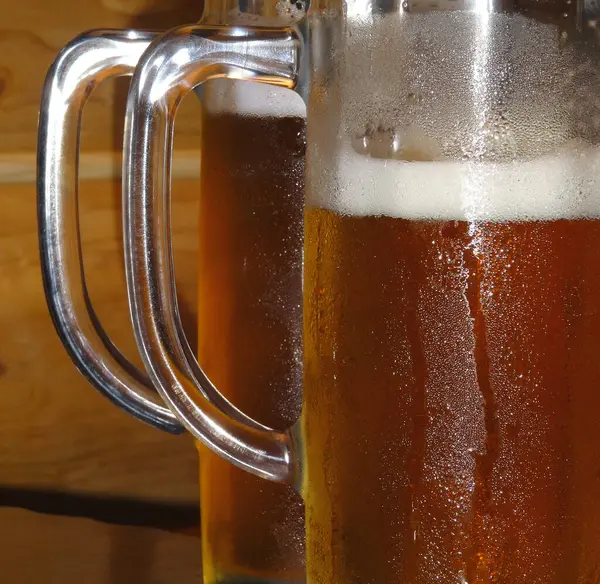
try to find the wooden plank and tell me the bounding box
[0,0,205,154]
[0,507,202,584]
[0,178,200,503]
[0,150,202,183]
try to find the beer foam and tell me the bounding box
[311,145,600,222]
[201,78,306,118]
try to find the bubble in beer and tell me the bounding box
[275,0,306,20]
[351,122,444,161]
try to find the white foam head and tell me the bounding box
[309,144,600,222]
[203,78,306,118]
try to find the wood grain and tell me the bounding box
[0,150,202,183]
[1,0,205,155]
[0,177,200,504]
[0,507,202,584]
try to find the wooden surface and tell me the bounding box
[1,507,202,584]
[0,149,202,183]
[0,177,200,504]
[0,4,211,580]
[0,1,209,578]
[2,0,205,156]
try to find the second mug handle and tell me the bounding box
[123,24,304,484]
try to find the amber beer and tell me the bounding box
[196,79,306,584]
[303,147,600,583]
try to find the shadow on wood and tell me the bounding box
[0,486,200,532]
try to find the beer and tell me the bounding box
[303,147,600,584]
[197,79,306,584]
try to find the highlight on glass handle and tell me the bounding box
[123,24,302,483]
[37,29,185,434]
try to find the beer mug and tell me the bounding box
[197,7,306,584]
[41,0,600,581]
[36,3,305,584]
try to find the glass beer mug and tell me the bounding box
[36,2,306,584]
[197,4,306,584]
[38,0,600,582]
[197,78,306,584]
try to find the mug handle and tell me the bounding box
[123,24,303,484]
[37,30,185,433]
